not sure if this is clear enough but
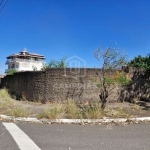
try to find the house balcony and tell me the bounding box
[5,58,44,64]
[5,58,20,64]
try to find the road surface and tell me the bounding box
[0,121,150,150]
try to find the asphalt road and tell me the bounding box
[0,121,150,150]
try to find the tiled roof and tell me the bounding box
[6,49,45,59]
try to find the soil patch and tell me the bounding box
[10,99,150,118]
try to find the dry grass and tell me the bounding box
[0,88,13,104]
[132,104,141,110]
[0,88,14,114]
[38,100,83,119]
[38,104,64,119]
[0,89,29,117]
[84,103,104,119]
[105,107,132,118]
[63,100,82,119]
[9,106,30,117]
[0,89,138,119]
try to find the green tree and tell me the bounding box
[127,55,150,70]
[94,43,129,109]
[41,56,68,71]
[7,69,17,75]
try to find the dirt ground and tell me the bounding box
[11,99,150,118]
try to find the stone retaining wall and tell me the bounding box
[1,67,150,103]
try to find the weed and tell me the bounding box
[63,100,82,119]
[84,103,104,119]
[9,106,30,117]
[38,104,64,119]
[0,89,138,119]
[105,107,132,118]
[0,89,14,114]
[21,95,27,101]
[0,88,12,103]
[132,104,140,110]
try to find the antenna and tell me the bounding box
[23,48,28,52]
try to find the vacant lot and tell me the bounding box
[0,88,149,119]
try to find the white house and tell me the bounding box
[5,49,46,73]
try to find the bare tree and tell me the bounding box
[94,43,128,109]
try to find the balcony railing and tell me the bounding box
[5,58,44,64]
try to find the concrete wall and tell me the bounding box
[1,67,150,103]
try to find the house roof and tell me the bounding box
[6,49,45,59]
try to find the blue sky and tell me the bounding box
[0,0,150,73]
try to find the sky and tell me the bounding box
[0,0,150,74]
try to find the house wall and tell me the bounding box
[6,61,45,73]
[18,61,45,71]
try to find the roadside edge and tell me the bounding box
[0,114,150,124]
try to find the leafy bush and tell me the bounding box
[128,55,150,71]
[105,71,131,86]
[7,69,17,75]
[92,71,131,88]
[41,56,68,71]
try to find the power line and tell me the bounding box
[0,0,9,13]
[0,0,12,22]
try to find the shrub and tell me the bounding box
[7,69,17,75]
[128,55,150,70]
[105,71,131,86]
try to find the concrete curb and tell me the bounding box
[0,114,150,124]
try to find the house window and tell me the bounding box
[15,64,19,68]
[12,64,15,68]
